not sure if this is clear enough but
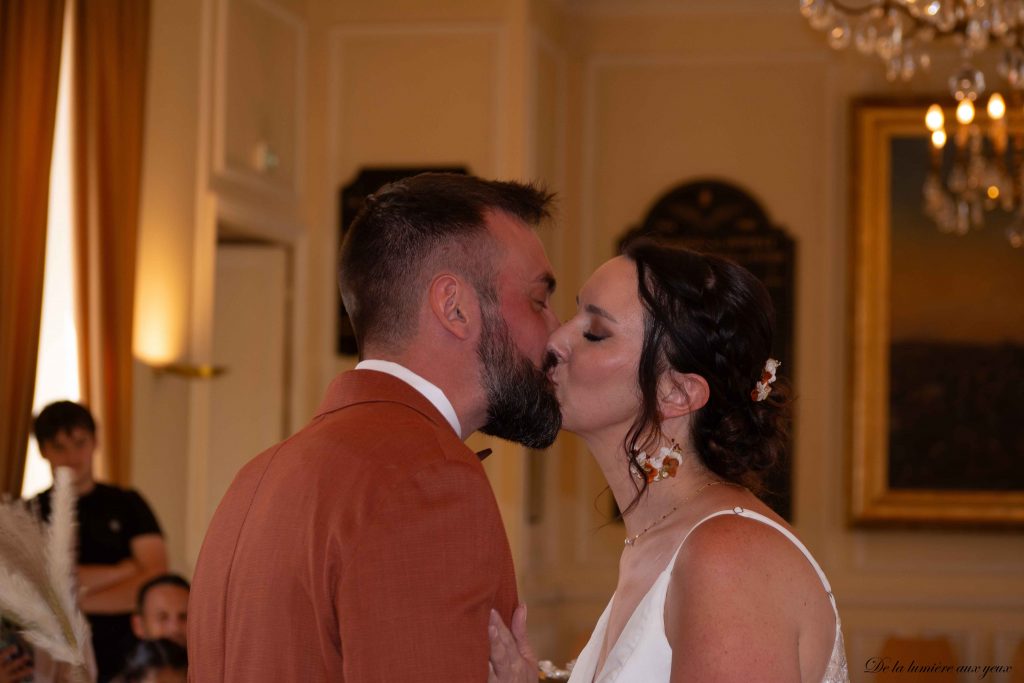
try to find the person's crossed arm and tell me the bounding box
[79,532,167,614]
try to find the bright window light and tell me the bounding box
[22,8,79,499]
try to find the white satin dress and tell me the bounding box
[568,507,850,683]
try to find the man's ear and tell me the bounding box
[428,273,477,340]
[658,370,709,419]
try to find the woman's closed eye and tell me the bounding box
[583,331,607,342]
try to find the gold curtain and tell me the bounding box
[74,0,150,485]
[0,0,66,497]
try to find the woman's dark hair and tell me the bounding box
[620,238,791,513]
[115,639,187,683]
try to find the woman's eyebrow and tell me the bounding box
[575,296,618,323]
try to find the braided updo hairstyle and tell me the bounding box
[621,238,791,509]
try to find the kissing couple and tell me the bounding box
[187,173,849,683]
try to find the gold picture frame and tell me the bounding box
[849,100,1024,527]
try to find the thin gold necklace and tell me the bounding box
[624,479,738,547]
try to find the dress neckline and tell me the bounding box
[581,506,843,683]
[590,520,699,680]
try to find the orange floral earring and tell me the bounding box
[633,441,684,483]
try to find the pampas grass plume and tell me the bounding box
[0,467,92,679]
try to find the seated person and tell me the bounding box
[0,645,31,683]
[131,575,189,647]
[112,639,186,683]
[31,401,168,683]
[0,620,32,683]
[8,615,98,683]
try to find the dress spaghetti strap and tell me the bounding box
[669,506,836,607]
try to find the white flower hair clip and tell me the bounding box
[751,358,781,402]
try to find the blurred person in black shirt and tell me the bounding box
[31,401,167,683]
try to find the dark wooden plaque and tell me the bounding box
[618,179,797,521]
[336,166,468,355]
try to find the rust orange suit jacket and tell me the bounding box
[187,370,519,682]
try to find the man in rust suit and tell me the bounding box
[188,174,561,681]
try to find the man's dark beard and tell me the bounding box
[477,308,561,449]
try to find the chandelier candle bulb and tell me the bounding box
[926,104,945,131]
[828,17,851,48]
[988,92,1007,119]
[931,129,948,148]
[957,98,976,124]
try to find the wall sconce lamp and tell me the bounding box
[134,273,228,379]
[150,363,227,379]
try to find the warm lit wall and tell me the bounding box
[133,0,548,576]
[130,0,1024,676]
[134,0,312,575]
[133,0,205,577]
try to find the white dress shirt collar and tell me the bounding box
[355,359,462,437]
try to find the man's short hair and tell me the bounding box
[33,401,96,446]
[136,573,191,614]
[338,173,554,353]
[119,638,188,682]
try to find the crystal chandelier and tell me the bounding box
[801,0,1024,247]
[922,95,1024,246]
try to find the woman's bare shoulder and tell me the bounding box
[672,511,809,591]
[663,509,836,681]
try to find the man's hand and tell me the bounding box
[0,645,32,683]
[488,606,537,683]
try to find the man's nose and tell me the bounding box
[542,306,560,333]
[546,325,570,365]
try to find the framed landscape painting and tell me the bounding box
[849,100,1024,526]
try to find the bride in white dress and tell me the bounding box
[488,240,849,683]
